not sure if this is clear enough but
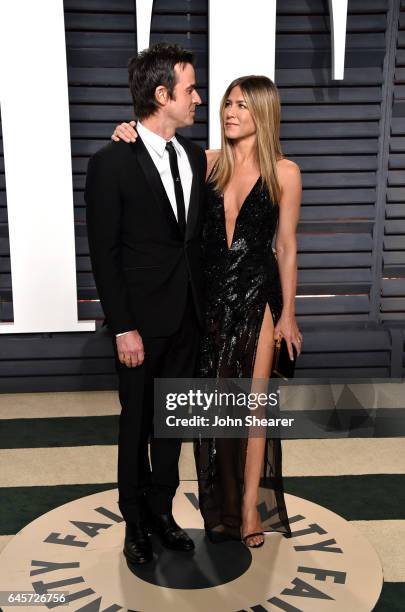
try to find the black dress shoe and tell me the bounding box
[149,513,195,551]
[123,520,153,565]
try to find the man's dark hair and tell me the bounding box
[128,43,195,120]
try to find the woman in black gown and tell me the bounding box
[196,76,302,548]
[111,75,302,549]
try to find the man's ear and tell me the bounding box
[155,85,169,106]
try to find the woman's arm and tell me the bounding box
[205,149,220,180]
[274,159,303,359]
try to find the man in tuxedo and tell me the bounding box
[85,43,206,564]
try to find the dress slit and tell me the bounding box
[250,302,274,379]
[248,302,291,537]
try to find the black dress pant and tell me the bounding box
[114,289,200,523]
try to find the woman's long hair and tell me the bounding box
[210,75,283,204]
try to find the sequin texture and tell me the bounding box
[194,178,291,540]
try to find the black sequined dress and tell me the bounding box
[194,177,291,540]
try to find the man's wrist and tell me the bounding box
[116,330,135,337]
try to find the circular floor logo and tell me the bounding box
[0,483,382,611]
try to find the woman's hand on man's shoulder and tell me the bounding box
[111,121,137,143]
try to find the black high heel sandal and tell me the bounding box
[242,531,265,548]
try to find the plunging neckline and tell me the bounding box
[222,176,261,250]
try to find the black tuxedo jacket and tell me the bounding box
[85,135,207,337]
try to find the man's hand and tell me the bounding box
[111,121,138,143]
[116,329,145,367]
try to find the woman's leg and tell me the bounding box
[242,303,275,546]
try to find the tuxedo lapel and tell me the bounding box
[177,135,201,242]
[132,138,182,239]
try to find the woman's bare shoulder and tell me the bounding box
[277,157,300,175]
[277,158,301,186]
[205,149,221,178]
[205,149,221,164]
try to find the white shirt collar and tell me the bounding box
[137,121,182,158]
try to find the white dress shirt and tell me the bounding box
[136,120,193,219]
[116,121,193,338]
